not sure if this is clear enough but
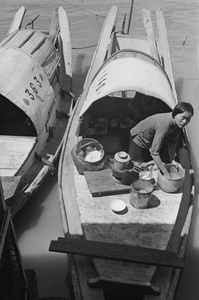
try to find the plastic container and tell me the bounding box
[157,164,185,193]
[130,179,153,209]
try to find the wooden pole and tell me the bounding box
[127,0,134,35]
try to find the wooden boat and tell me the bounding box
[0,178,40,299]
[50,5,194,300]
[0,6,73,217]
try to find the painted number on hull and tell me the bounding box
[23,75,43,105]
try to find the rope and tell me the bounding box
[61,0,106,18]
[72,43,97,50]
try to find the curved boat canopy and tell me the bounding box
[80,57,177,116]
[0,47,56,134]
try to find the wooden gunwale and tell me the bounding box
[58,5,119,235]
[57,5,119,300]
[166,168,192,253]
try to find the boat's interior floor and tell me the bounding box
[0,135,37,176]
[73,152,183,288]
[74,161,182,250]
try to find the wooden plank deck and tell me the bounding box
[0,135,37,176]
[73,165,182,288]
[4,30,34,48]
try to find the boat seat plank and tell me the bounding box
[41,49,60,79]
[32,38,54,62]
[116,36,151,55]
[0,136,37,176]
[84,168,131,196]
[87,275,160,295]
[4,30,34,48]
[21,32,46,53]
[49,237,184,268]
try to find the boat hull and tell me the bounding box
[0,6,73,217]
[52,5,194,300]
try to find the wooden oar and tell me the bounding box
[156,9,178,103]
[58,6,73,112]
[48,7,59,45]
[58,7,72,78]
[7,6,26,35]
[141,9,159,62]
[82,5,118,92]
[49,237,184,269]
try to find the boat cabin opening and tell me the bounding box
[79,92,171,155]
[0,95,36,137]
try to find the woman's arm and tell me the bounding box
[151,154,171,178]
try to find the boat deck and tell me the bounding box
[74,162,182,288]
[0,135,37,176]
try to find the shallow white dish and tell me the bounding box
[110,199,127,214]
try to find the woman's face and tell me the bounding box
[174,111,192,128]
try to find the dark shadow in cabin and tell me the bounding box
[79,91,171,155]
[0,95,36,136]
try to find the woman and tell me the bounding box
[129,102,194,178]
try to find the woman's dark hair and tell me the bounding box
[172,102,194,118]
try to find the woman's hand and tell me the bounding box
[151,154,171,178]
[171,160,181,171]
[163,170,172,179]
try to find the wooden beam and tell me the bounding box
[7,6,26,35]
[49,237,184,269]
[58,7,72,77]
[48,7,59,44]
[141,9,159,62]
[156,9,178,103]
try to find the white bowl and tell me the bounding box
[110,199,127,214]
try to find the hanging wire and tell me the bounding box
[61,0,106,18]
[72,44,97,50]
[60,1,106,49]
